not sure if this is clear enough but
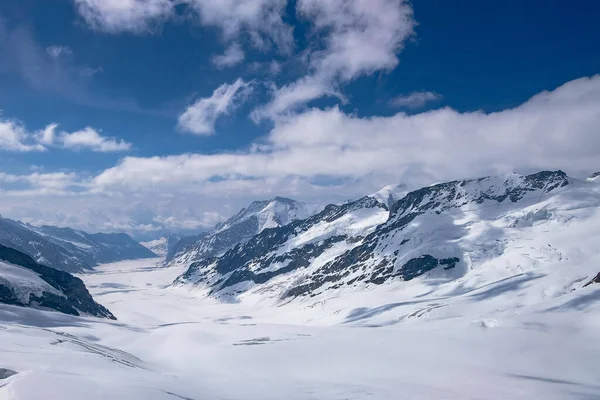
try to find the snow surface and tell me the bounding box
[1,253,599,399]
[168,197,320,268]
[2,173,600,399]
[368,183,408,209]
[141,237,168,256]
[0,260,63,304]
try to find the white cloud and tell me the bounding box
[0,118,131,153]
[46,45,73,59]
[0,118,45,152]
[58,127,132,152]
[4,76,599,236]
[73,0,176,34]
[177,78,252,135]
[390,91,442,108]
[0,171,82,194]
[37,123,58,146]
[95,75,600,193]
[211,42,245,68]
[255,0,415,119]
[185,0,292,52]
[72,0,293,52]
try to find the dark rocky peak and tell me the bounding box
[388,170,569,221]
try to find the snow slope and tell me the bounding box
[175,171,599,302]
[0,256,598,399]
[0,245,114,318]
[1,171,600,399]
[166,197,320,267]
[0,260,62,304]
[141,234,181,257]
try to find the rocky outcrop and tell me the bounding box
[0,245,115,319]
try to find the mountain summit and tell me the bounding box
[166,197,320,267]
[174,170,586,300]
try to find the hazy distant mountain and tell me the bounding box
[0,217,156,272]
[141,234,183,256]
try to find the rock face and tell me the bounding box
[141,234,183,257]
[166,197,319,267]
[587,172,600,182]
[0,217,156,272]
[584,272,600,287]
[175,171,577,300]
[0,245,115,319]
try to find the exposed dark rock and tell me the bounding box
[0,245,115,319]
[583,272,600,288]
[0,217,156,272]
[167,197,314,265]
[0,368,17,380]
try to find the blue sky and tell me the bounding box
[0,0,599,238]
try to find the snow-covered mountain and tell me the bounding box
[587,171,600,182]
[141,234,182,256]
[368,183,408,210]
[166,197,320,267]
[174,170,598,301]
[0,217,156,272]
[0,244,114,318]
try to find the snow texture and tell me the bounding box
[1,171,600,399]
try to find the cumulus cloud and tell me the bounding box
[186,0,292,52]
[37,123,58,146]
[3,76,599,236]
[211,42,245,68]
[0,171,82,195]
[58,127,132,152]
[73,0,175,34]
[95,76,600,192]
[254,0,415,119]
[0,118,45,152]
[389,91,442,109]
[69,0,414,119]
[72,0,293,52]
[0,188,226,239]
[0,116,131,153]
[177,78,252,135]
[38,124,131,152]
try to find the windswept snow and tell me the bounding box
[0,255,599,399]
[1,173,600,399]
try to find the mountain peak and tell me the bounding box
[167,196,320,267]
[389,170,569,221]
[369,184,408,210]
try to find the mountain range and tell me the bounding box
[166,197,320,267]
[173,170,599,302]
[0,217,156,272]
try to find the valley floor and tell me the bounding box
[1,257,599,399]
